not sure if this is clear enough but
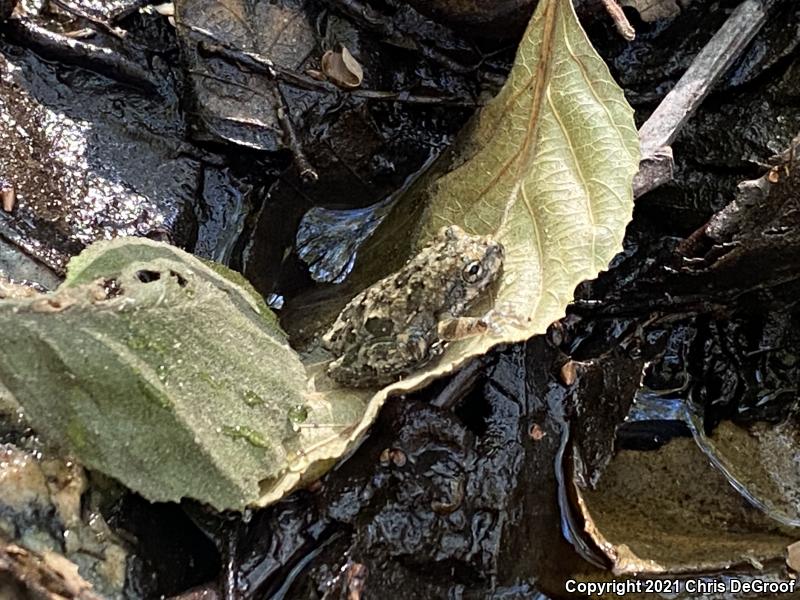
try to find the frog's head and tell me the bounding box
[437,225,505,293]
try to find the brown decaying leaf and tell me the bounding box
[321,46,364,89]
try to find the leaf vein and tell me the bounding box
[559,4,636,160]
[519,183,544,320]
[545,87,596,266]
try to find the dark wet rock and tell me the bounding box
[688,313,800,429]
[401,0,536,39]
[0,46,190,271]
[175,0,318,152]
[326,353,540,596]
[679,150,800,427]
[0,24,251,277]
[0,441,131,598]
[576,134,800,431]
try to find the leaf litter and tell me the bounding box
[0,0,639,510]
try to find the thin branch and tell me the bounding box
[321,0,479,75]
[48,0,128,39]
[7,18,161,94]
[276,101,319,183]
[633,146,673,198]
[634,0,767,198]
[600,0,636,41]
[638,0,767,158]
[191,32,477,107]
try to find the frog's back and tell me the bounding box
[322,225,504,387]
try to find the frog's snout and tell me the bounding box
[477,240,504,286]
[486,240,505,268]
[491,241,505,259]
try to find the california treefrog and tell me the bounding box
[322,225,504,387]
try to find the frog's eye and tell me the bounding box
[462,261,483,283]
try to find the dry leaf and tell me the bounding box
[0,0,639,511]
[321,46,364,89]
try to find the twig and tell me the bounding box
[430,357,488,410]
[634,0,767,197]
[600,0,635,41]
[193,33,477,107]
[632,146,673,198]
[186,68,318,173]
[639,0,766,156]
[7,18,161,94]
[48,0,128,39]
[322,0,478,75]
[276,102,319,183]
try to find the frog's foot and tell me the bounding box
[483,306,532,333]
[437,308,531,341]
[326,356,385,388]
[326,335,430,388]
[325,355,345,380]
[437,315,490,341]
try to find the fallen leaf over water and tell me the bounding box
[291,0,640,395]
[0,0,639,511]
[0,239,369,510]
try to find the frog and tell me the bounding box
[321,224,505,388]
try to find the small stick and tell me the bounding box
[633,146,673,198]
[430,357,488,410]
[276,104,319,183]
[322,0,478,74]
[48,0,128,39]
[638,0,766,159]
[8,19,161,93]
[635,0,767,197]
[195,36,477,107]
[600,0,636,41]
[1,180,15,213]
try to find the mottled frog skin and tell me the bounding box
[322,225,504,387]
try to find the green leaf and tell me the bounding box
[0,239,369,511]
[289,0,640,393]
[416,0,640,341]
[281,0,639,496]
[0,0,639,512]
